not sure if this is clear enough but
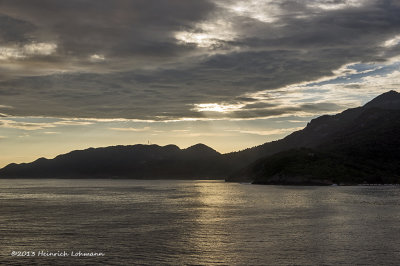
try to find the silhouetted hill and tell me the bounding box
[184,143,220,157]
[230,148,372,185]
[227,91,400,184]
[0,144,229,179]
[364,90,400,109]
[1,90,399,182]
[225,91,400,165]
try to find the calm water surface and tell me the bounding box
[1,179,400,265]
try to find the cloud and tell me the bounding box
[382,35,400,48]
[227,127,305,136]
[89,54,105,62]
[192,103,244,113]
[307,0,363,10]
[0,0,399,121]
[0,119,56,130]
[0,118,93,130]
[0,42,57,60]
[53,120,93,126]
[109,127,151,132]
[0,0,215,70]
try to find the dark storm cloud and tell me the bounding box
[0,0,215,57]
[0,0,400,120]
[225,102,344,119]
[227,1,400,52]
[243,102,279,109]
[0,15,35,43]
[0,72,205,120]
[0,48,343,120]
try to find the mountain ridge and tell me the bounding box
[227,90,400,184]
[1,90,399,183]
[0,143,228,179]
[224,90,400,165]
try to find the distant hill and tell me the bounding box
[0,144,229,179]
[1,90,399,183]
[227,90,400,184]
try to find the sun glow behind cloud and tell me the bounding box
[192,103,244,113]
[175,19,236,49]
[90,54,106,62]
[182,57,399,121]
[219,0,279,23]
[308,0,363,10]
[382,35,400,48]
[0,42,57,60]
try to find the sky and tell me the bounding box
[1,0,400,167]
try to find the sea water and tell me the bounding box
[1,179,400,265]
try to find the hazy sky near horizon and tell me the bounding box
[1,0,400,167]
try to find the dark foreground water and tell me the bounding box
[1,180,400,265]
